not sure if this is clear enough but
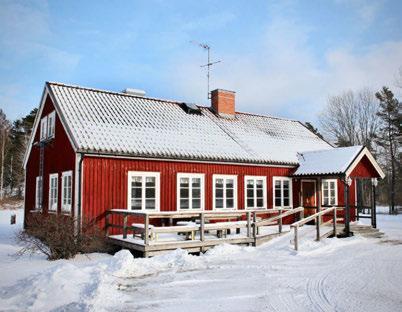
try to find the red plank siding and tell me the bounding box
[349,155,380,178]
[24,95,76,219]
[82,156,296,228]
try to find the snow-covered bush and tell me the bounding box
[16,213,110,260]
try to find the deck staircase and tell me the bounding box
[350,224,384,239]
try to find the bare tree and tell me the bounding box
[319,88,380,152]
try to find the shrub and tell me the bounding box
[16,213,110,260]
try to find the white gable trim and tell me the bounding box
[345,146,385,179]
[23,84,78,169]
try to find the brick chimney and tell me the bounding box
[211,89,236,118]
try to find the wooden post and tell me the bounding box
[333,207,337,236]
[294,225,299,251]
[144,214,149,245]
[105,211,110,236]
[252,211,257,245]
[247,211,251,238]
[200,212,205,242]
[123,214,128,239]
[316,177,321,241]
[278,208,283,233]
[344,180,351,236]
[372,181,377,228]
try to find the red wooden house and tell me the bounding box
[23,82,384,245]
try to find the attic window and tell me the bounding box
[180,103,202,115]
[40,111,56,142]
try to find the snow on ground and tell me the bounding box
[0,206,401,312]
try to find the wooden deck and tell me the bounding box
[106,208,303,257]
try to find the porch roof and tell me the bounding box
[292,146,385,178]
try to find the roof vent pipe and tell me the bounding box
[122,88,146,97]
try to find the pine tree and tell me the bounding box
[375,87,400,214]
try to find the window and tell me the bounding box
[177,173,204,210]
[61,171,73,213]
[40,117,47,141]
[39,111,56,141]
[273,177,292,208]
[48,173,58,212]
[35,176,43,210]
[47,111,55,138]
[322,179,337,206]
[213,175,237,210]
[245,176,267,209]
[128,171,160,211]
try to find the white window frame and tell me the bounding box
[177,173,205,211]
[212,174,238,210]
[47,111,56,139]
[40,116,48,141]
[273,177,293,208]
[35,176,43,210]
[244,176,267,210]
[48,173,58,212]
[127,171,160,211]
[61,171,73,213]
[322,179,338,206]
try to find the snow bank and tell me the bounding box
[1,206,402,312]
[105,248,206,278]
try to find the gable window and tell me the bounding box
[47,111,56,138]
[273,177,292,208]
[35,176,43,210]
[213,175,237,210]
[61,171,73,213]
[40,117,47,141]
[128,171,160,211]
[322,179,337,206]
[48,173,58,212]
[245,176,267,209]
[177,173,204,210]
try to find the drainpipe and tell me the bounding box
[77,153,84,232]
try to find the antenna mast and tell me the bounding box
[190,41,221,99]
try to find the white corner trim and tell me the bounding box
[345,147,385,179]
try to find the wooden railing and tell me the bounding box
[290,206,343,251]
[105,207,305,247]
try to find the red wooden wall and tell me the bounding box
[350,155,380,178]
[24,95,76,219]
[82,156,300,227]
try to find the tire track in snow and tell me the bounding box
[306,271,334,312]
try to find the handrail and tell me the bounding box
[108,208,291,218]
[106,207,305,246]
[290,206,339,251]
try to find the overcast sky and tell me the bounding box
[1,0,401,125]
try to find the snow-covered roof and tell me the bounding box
[293,145,384,177]
[46,82,332,165]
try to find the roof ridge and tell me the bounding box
[46,81,188,106]
[234,110,299,122]
[48,81,304,123]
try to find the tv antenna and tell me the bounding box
[190,41,221,99]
